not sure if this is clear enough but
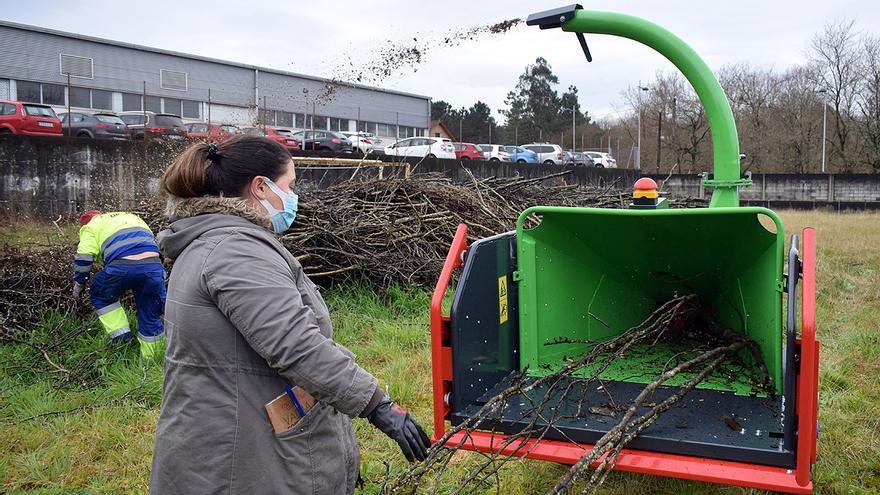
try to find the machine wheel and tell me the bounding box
[595,164,604,168]
[426,154,436,159]
[460,156,471,160]
[0,128,12,134]
[77,131,92,138]
[517,159,526,163]
[543,160,554,165]
[490,157,500,161]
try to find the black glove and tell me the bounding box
[72,282,84,301]
[367,397,430,462]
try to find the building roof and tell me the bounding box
[0,19,431,101]
[430,120,457,141]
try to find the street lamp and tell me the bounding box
[817,88,827,174]
[562,104,576,152]
[636,82,650,170]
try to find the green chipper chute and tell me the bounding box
[429,5,820,494]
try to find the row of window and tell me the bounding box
[356,121,425,138]
[10,79,201,119]
[120,92,200,118]
[4,79,425,134]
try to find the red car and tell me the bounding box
[185,123,240,143]
[0,99,63,136]
[453,142,484,160]
[242,126,301,151]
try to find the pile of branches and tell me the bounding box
[139,172,704,287]
[0,245,85,335]
[381,294,770,494]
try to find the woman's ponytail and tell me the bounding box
[161,142,211,198]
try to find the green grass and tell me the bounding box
[2,210,879,494]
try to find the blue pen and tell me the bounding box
[284,384,307,418]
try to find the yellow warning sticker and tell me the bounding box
[498,275,508,324]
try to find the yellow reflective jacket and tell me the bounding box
[72,212,158,283]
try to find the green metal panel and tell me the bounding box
[561,10,743,207]
[516,207,784,394]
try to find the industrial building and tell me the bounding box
[0,20,431,138]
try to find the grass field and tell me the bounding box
[1,210,879,494]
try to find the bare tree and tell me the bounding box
[858,35,880,171]
[810,19,862,171]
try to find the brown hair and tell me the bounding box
[161,135,291,198]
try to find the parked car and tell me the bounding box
[521,143,565,165]
[502,145,539,163]
[340,131,377,154]
[286,129,350,152]
[185,123,240,143]
[585,151,617,168]
[384,137,455,159]
[242,126,302,151]
[565,150,593,167]
[453,142,485,160]
[477,144,511,161]
[119,111,187,141]
[58,111,128,140]
[0,99,62,136]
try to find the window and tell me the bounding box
[92,90,112,110]
[221,125,239,134]
[146,96,161,113]
[313,115,327,130]
[69,87,91,108]
[71,113,86,123]
[59,54,93,79]
[242,127,264,136]
[160,69,187,91]
[295,113,306,128]
[376,123,396,137]
[357,121,377,134]
[122,93,142,111]
[16,80,41,103]
[24,104,56,118]
[258,109,274,126]
[328,117,344,131]
[95,115,124,125]
[155,115,184,127]
[276,111,293,127]
[188,123,208,133]
[0,103,15,116]
[121,114,145,126]
[0,79,9,100]
[163,98,182,116]
[182,100,200,119]
[42,83,65,105]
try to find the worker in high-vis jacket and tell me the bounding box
[72,210,166,359]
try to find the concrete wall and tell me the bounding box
[3,135,879,219]
[648,173,880,210]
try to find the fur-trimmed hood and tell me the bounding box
[158,195,272,260]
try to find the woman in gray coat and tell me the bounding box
[150,136,429,494]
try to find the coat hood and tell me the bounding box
[158,196,272,260]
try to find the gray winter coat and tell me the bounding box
[150,197,381,495]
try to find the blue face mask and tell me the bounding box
[258,176,298,233]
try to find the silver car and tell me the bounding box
[521,143,565,165]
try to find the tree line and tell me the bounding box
[432,19,880,173]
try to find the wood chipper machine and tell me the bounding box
[429,5,820,494]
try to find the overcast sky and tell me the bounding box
[5,1,880,123]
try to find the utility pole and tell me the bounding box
[571,103,576,152]
[459,118,463,142]
[262,96,268,131]
[636,82,649,170]
[207,89,212,126]
[65,74,71,137]
[656,109,662,172]
[488,121,492,143]
[818,88,827,173]
[142,81,148,142]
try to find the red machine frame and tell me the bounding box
[430,224,819,494]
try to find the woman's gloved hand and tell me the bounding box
[367,397,430,462]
